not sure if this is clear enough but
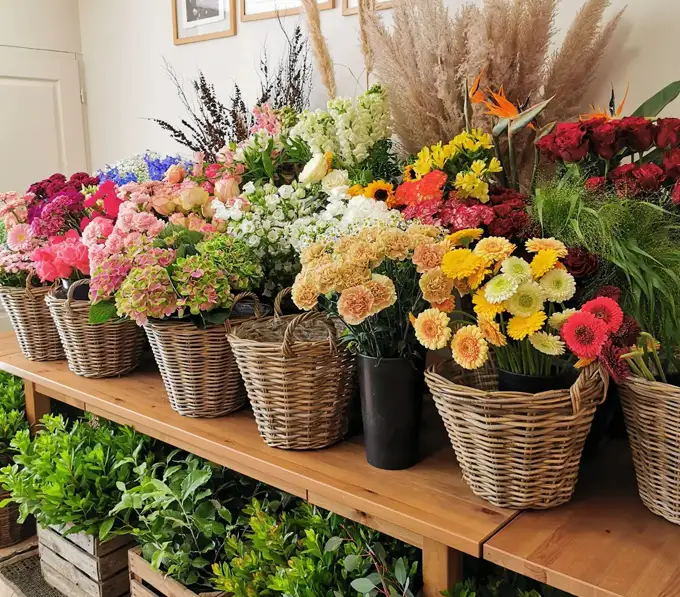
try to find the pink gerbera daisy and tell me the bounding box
[6,223,33,252]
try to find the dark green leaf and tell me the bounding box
[395,558,407,585]
[88,301,117,325]
[632,81,680,117]
[99,517,115,542]
[344,554,360,572]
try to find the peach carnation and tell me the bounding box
[338,285,375,325]
[413,243,446,273]
[291,274,319,311]
[419,267,455,304]
[365,274,397,313]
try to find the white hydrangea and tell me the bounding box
[290,193,405,252]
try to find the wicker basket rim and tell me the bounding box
[623,374,680,396]
[0,285,51,297]
[229,314,340,346]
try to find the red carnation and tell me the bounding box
[620,116,655,152]
[561,310,610,359]
[631,163,665,193]
[590,121,622,160]
[655,118,680,150]
[553,122,589,162]
[663,149,680,180]
[564,248,599,278]
[600,341,631,383]
[581,296,624,333]
[585,177,607,192]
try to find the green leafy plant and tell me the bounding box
[0,414,155,536]
[0,372,24,412]
[0,410,27,455]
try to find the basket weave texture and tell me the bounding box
[229,310,355,450]
[45,281,144,378]
[145,320,247,418]
[426,360,608,509]
[620,376,680,525]
[0,285,63,361]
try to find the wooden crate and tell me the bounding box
[128,548,226,597]
[37,524,133,597]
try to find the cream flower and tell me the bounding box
[501,257,532,284]
[504,282,546,317]
[419,267,455,304]
[300,154,329,185]
[451,326,489,370]
[291,274,319,311]
[539,269,577,303]
[414,309,452,350]
[548,308,577,331]
[529,332,566,356]
[484,274,519,304]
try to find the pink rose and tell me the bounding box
[205,163,222,181]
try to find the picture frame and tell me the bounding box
[342,0,392,16]
[241,0,334,23]
[172,0,237,45]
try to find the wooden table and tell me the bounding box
[0,333,517,597]
[485,441,680,597]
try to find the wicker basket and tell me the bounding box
[0,279,63,361]
[45,280,145,378]
[426,360,608,509]
[620,376,680,524]
[144,293,262,418]
[228,309,355,450]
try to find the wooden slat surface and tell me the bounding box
[485,441,680,597]
[0,333,515,556]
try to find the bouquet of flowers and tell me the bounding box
[0,192,41,287]
[416,231,631,379]
[291,223,446,363]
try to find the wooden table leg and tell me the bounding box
[24,380,50,432]
[422,538,463,597]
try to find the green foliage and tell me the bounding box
[532,178,680,371]
[88,300,118,324]
[631,81,680,117]
[347,139,402,187]
[0,373,24,412]
[111,451,277,590]
[213,500,420,597]
[0,411,28,454]
[153,224,205,253]
[0,373,27,454]
[0,414,155,536]
[0,221,5,244]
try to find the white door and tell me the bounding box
[0,46,88,194]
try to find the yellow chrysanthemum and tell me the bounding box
[413,147,433,178]
[529,332,566,356]
[441,249,487,281]
[474,237,516,263]
[447,228,484,247]
[478,315,507,347]
[364,180,395,205]
[525,238,569,258]
[348,184,365,197]
[414,309,452,350]
[548,308,577,331]
[473,288,506,318]
[451,326,489,370]
[507,311,547,341]
[504,282,545,317]
[419,267,455,304]
[530,249,559,279]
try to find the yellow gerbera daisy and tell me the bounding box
[414,309,452,350]
[529,332,566,356]
[364,180,395,205]
[525,238,569,258]
[441,249,486,280]
[474,237,516,263]
[446,228,484,247]
[530,249,559,279]
[507,311,547,341]
[451,326,489,370]
[467,261,492,290]
[478,315,507,347]
[548,308,577,331]
[473,288,506,318]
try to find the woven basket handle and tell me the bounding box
[273,288,292,318]
[224,292,263,334]
[569,364,610,415]
[65,279,90,314]
[281,311,338,358]
[24,270,36,298]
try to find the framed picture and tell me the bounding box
[342,0,392,16]
[172,0,237,45]
[241,0,334,22]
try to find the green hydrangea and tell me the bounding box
[171,254,232,316]
[197,235,263,292]
[115,265,178,325]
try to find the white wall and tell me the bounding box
[78,0,680,170]
[0,0,81,53]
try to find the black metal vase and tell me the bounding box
[358,355,424,470]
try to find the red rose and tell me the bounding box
[589,120,622,160]
[631,163,665,192]
[536,133,559,162]
[620,116,655,152]
[553,122,589,162]
[585,176,607,192]
[655,118,680,150]
[673,180,680,205]
[663,148,680,179]
[564,247,599,278]
[609,163,636,181]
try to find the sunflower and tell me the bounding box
[484,274,519,304]
[530,249,559,279]
[474,237,516,263]
[414,309,452,350]
[365,180,395,205]
[507,311,547,341]
[447,228,484,247]
[478,316,507,347]
[529,332,566,356]
[525,237,569,258]
[501,257,532,284]
[403,165,417,182]
[504,282,545,317]
[539,269,576,303]
[451,326,489,370]
[473,288,506,318]
[348,184,365,197]
[441,249,487,280]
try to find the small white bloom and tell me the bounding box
[278,185,294,199]
[243,181,256,195]
[321,169,350,193]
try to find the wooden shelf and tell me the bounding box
[484,441,680,597]
[0,333,515,568]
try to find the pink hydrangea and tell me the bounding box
[82,217,114,248]
[90,254,133,302]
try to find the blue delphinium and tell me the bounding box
[144,154,191,181]
[96,151,191,185]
